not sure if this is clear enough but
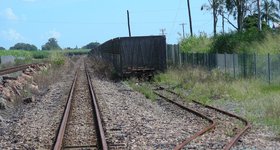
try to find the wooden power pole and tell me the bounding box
[127,10,132,37]
[187,0,193,36]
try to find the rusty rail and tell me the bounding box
[192,100,251,150]
[53,63,108,150]
[153,89,216,150]
[53,71,78,150]
[85,64,108,150]
[0,63,39,76]
[164,88,251,150]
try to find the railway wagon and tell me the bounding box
[93,35,167,77]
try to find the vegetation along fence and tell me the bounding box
[167,44,280,84]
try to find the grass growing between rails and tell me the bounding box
[153,67,280,135]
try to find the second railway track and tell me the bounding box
[53,62,107,150]
[154,87,250,150]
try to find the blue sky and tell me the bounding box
[0,0,233,49]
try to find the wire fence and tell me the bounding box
[167,44,280,84]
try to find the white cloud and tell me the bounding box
[3,8,18,21]
[1,29,25,41]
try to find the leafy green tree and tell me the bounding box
[10,43,37,51]
[262,0,280,26]
[42,38,62,50]
[225,0,248,32]
[243,14,270,31]
[0,47,5,50]
[82,42,100,49]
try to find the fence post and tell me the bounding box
[178,45,182,67]
[268,53,271,84]
[171,45,175,65]
[224,53,227,73]
[254,53,257,79]
[207,53,210,71]
[196,52,199,65]
[233,53,236,78]
[243,53,246,78]
[192,53,194,67]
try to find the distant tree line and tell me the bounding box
[4,38,99,51]
[82,42,100,49]
[10,43,37,51]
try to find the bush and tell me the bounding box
[50,52,65,66]
[180,33,212,53]
[211,30,266,53]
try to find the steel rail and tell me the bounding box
[53,63,108,150]
[85,65,108,150]
[192,100,251,150]
[53,71,78,150]
[0,64,37,76]
[153,89,216,150]
[164,88,251,150]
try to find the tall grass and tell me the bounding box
[249,33,280,54]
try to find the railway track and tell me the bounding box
[53,62,107,150]
[153,87,250,150]
[0,63,43,76]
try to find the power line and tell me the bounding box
[170,0,184,39]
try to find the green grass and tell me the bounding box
[153,67,280,134]
[249,33,280,54]
[125,80,157,101]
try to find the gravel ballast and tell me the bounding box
[91,77,209,149]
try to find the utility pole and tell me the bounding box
[186,0,193,36]
[180,23,186,39]
[127,10,132,37]
[160,28,166,35]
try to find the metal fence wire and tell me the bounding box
[167,44,280,84]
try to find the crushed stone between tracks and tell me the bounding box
[91,77,209,149]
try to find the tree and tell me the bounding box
[243,14,270,31]
[0,47,5,50]
[82,42,100,49]
[226,0,247,32]
[42,38,62,50]
[201,0,225,35]
[9,43,37,51]
[262,0,280,26]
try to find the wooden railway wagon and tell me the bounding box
[91,35,167,77]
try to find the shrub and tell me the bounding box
[50,52,65,66]
[211,30,267,53]
[180,33,212,53]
